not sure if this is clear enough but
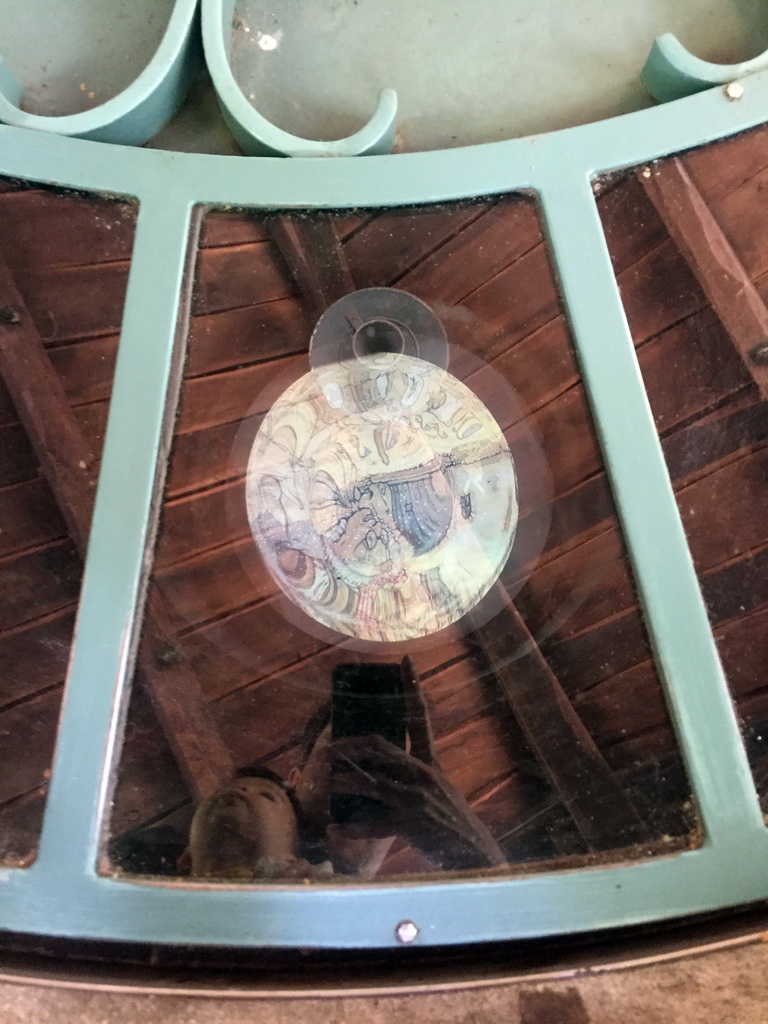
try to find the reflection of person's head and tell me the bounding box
[188,767,299,877]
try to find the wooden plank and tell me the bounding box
[691,164,768,283]
[6,243,292,349]
[0,250,234,801]
[434,713,521,803]
[682,125,768,201]
[166,417,253,497]
[639,307,753,434]
[0,609,75,709]
[110,687,190,835]
[0,478,66,558]
[268,215,355,310]
[211,635,472,766]
[0,787,46,867]
[48,334,118,407]
[460,244,561,361]
[0,189,137,268]
[154,537,273,630]
[0,378,19,425]
[681,447,768,570]
[200,210,270,248]
[186,298,311,377]
[615,237,707,346]
[597,175,668,274]
[640,158,768,398]
[0,256,100,550]
[156,478,248,568]
[545,543,768,699]
[397,200,542,306]
[0,688,60,805]
[188,597,328,703]
[0,541,80,633]
[344,202,492,289]
[176,354,303,434]
[0,422,38,488]
[193,240,294,316]
[467,587,651,849]
[703,539,768,627]
[14,262,131,343]
[512,444,768,649]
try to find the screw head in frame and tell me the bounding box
[395,920,420,944]
[724,81,745,101]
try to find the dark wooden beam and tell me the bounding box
[0,252,234,801]
[468,585,652,850]
[639,158,768,399]
[268,215,355,311]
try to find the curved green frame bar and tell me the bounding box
[642,32,768,102]
[0,72,767,950]
[0,0,200,146]
[202,0,397,156]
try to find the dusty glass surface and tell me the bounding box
[106,195,697,882]
[0,179,136,865]
[597,126,768,815]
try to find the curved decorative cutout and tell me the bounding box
[202,0,397,157]
[642,32,768,103]
[0,0,200,146]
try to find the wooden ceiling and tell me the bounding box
[0,123,766,876]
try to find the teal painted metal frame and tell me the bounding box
[0,73,767,949]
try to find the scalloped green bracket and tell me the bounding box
[0,0,200,146]
[202,0,397,157]
[642,32,768,103]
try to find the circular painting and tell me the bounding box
[246,353,517,642]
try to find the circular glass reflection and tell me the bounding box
[246,353,517,642]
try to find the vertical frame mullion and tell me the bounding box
[537,170,764,847]
[32,195,195,882]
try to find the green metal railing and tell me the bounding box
[0,38,767,949]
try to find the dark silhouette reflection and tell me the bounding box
[184,659,505,880]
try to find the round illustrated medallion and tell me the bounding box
[246,353,518,642]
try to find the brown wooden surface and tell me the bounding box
[468,588,650,849]
[5,136,768,868]
[0,232,234,804]
[269,215,355,310]
[640,158,768,398]
[0,256,99,552]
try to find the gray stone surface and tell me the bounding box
[2,939,768,1022]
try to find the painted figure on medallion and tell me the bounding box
[246,351,517,642]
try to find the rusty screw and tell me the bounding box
[748,341,768,366]
[0,306,20,325]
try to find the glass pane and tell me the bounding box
[0,178,136,865]
[108,195,695,882]
[597,125,768,816]
[228,0,768,150]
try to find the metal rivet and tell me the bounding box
[395,919,419,944]
[724,81,745,101]
[748,341,768,366]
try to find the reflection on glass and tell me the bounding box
[108,198,696,882]
[598,128,768,816]
[0,180,135,865]
[247,342,517,643]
